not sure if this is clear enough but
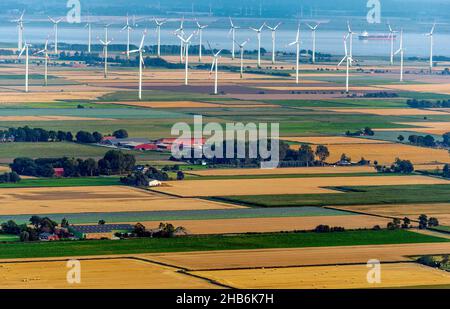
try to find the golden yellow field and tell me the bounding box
[0,258,218,289]
[380,83,450,95]
[333,203,450,226]
[377,122,450,135]
[152,175,450,197]
[191,263,450,289]
[0,186,243,215]
[140,215,390,235]
[99,101,277,109]
[285,136,386,145]
[146,243,450,270]
[187,166,376,176]
[0,91,111,103]
[325,108,450,116]
[290,143,450,165]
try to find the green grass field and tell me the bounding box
[0,230,446,259]
[215,184,450,207]
[0,177,121,188]
[0,234,20,242]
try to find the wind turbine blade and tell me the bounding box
[337,56,346,67]
[48,16,55,23]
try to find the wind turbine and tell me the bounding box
[228,17,240,60]
[49,17,63,54]
[387,23,398,65]
[306,23,320,63]
[337,33,354,93]
[394,29,405,82]
[265,22,282,64]
[175,17,186,62]
[85,21,92,53]
[250,23,266,68]
[196,20,208,62]
[122,15,134,59]
[129,30,147,100]
[99,34,113,79]
[18,42,31,93]
[12,10,25,51]
[234,39,250,78]
[209,44,223,95]
[153,18,167,57]
[34,38,50,86]
[426,23,436,73]
[346,21,355,65]
[288,25,301,84]
[177,33,195,85]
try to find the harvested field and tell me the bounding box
[0,116,114,121]
[191,263,450,289]
[380,83,450,95]
[257,86,384,91]
[414,164,445,170]
[0,186,242,215]
[333,203,450,226]
[0,258,217,289]
[140,215,390,235]
[152,176,450,197]
[291,143,450,165]
[0,165,10,172]
[187,166,376,176]
[377,122,450,135]
[0,91,111,103]
[147,243,450,270]
[284,136,386,145]
[324,108,450,116]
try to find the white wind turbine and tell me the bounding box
[122,15,134,59]
[153,18,167,57]
[99,33,113,79]
[306,23,320,63]
[394,29,405,82]
[228,17,240,60]
[34,38,50,86]
[387,23,398,65]
[175,17,186,62]
[234,39,250,78]
[196,20,208,62]
[18,42,31,93]
[346,21,355,65]
[209,45,223,95]
[265,22,282,64]
[250,23,266,68]
[12,10,25,51]
[85,21,92,53]
[425,23,436,72]
[177,33,195,85]
[337,33,354,93]
[129,30,147,100]
[49,16,63,54]
[288,25,301,84]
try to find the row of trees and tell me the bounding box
[387,215,439,230]
[0,172,21,184]
[375,158,414,174]
[114,222,187,239]
[345,127,375,137]
[0,126,129,144]
[407,99,450,108]
[120,166,185,186]
[1,216,72,242]
[363,92,399,98]
[10,150,136,178]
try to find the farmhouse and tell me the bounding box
[69,224,134,239]
[156,138,206,151]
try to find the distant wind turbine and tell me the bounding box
[346,21,355,65]
[153,18,167,57]
[34,38,50,86]
[394,29,405,82]
[99,33,113,79]
[209,44,222,95]
[425,23,436,73]
[12,10,25,51]
[177,32,195,85]
[337,33,354,93]
[288,25,301,84]
[49,16,63,54]
[85,21,92,53]
[122,15,134,59]
[175,17,186,62]
[196,20,208,62]
[265,22,282,64]
[306,23,320,63]
[129,30,147,100]
[250,23,266,68]
[387,23,398,65]
[228,17,240,60]
[18,42,31,93]
[234,39,250,78]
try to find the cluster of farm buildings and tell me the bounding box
[100,137,206,152]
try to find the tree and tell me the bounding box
[176,171,185,180]
[133,223,146,236]
[401,217,411,229]
[298,145,315,166]
[443,164,450,178]
[113,129,128,139]
[419,214,428,229]
[76,131,96,143]
[397,135,405,142]
[61,218,69,228]
[19,231,30,242]
[315,145,330,164]
[428,217,440,227]
[443,132,450,146]
[98,220,106,225]
[1,220,21,235]
[92,131,103,143]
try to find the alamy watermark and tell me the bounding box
[171,116,280,169]
[367,0,381,24]
[66,259,81,284]
[66,0,81,24]
[366,259,381,284]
